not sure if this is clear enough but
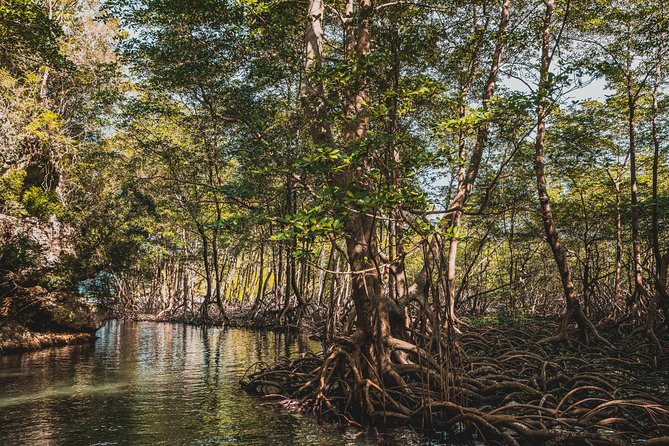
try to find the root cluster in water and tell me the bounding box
[241,322,669,445]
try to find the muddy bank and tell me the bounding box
[0,322,96,354]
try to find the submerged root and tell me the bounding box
[241,322,669,444]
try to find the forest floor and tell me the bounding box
[242,318,669,445]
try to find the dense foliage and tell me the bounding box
[1,0,667,331]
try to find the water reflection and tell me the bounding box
[0,322,444,446]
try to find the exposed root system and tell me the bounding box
[241,322,669,445]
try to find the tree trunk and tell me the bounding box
[534,0,609,346]
[199,227,212,323]
[400,0,510,332]
[444,0,509,329]
[646,35,667,348]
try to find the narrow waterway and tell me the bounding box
[0,321,446,446]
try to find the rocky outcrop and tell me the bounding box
[1,213,105,354]
[0,213,74,270]
[0,286,105,353]
[5,286,105,332]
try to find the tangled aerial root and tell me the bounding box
[241,322,669,445]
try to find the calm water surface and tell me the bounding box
[0,321,447,446]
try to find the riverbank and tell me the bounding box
[130,307,321,334]
[0,321,96,354]
[0,286,105,355]
[0,311,310,356]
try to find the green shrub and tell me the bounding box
[21,186,64,219]
[0,168,27,215]
[42,273,70,291]
[0,234,40,281]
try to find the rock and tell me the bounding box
[0,213,75,270]
[5,286,105,334]
[0,176,103,353]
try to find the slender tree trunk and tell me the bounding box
[211,223,228,323]
[255,244,265,302]
[407,0,510,330]
[647,33,667,347]
[443,6,490,328]
[628,86,646,306]
[623,23,652,317]
[507,209,516,311]
[612,171,623,305]
[535,0,608,346]
[199,227,212,322]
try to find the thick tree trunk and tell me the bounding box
[302,0,398,384]
[341,0,393,362]
[302,0,331,146]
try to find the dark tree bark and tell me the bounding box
[534,0,609,346]
[647,30,669,348]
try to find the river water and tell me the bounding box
[0,321,445,446]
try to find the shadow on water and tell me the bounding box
[0,321,451,446]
